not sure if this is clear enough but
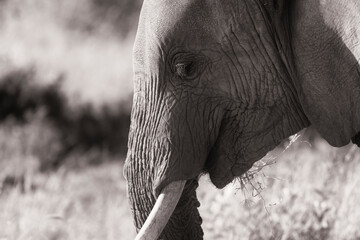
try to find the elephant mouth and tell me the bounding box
[351,131,360,147]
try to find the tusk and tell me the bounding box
[135,180,186,240]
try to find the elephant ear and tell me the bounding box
[290,0,360,147]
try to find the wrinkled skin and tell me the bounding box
[124,0,360,239]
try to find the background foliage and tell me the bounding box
[0,1,359,240]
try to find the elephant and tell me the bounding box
[123,0,360,239]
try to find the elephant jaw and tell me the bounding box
[135,180,186,240]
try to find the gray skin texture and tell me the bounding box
[124,0,360,239]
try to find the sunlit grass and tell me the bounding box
[0,162,136,240]
[0,114,135,240]
[199,138,360,240]
[2,126,360,239]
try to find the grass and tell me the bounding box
[0,162,136,240]
[0,114,136,240]
[199,136,360,240]
[2,127,360,240]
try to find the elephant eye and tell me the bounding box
[175,62,196,80]
[171,52,209,81]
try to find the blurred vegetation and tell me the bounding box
[0,0,141,171]
[91,0,143,36]
[0,67,131,169]
[0,1,139,230]
[0,0,143,38]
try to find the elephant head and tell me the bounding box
[124,0,360,239]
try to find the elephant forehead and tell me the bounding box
[320,0,360,59]
[141,0,215,42]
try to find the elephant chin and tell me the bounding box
[351,131,360,147]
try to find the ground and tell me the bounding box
[1,135,360,240]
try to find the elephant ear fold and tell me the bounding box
[290,0,360,147]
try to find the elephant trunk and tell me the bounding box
[125,90,205,239]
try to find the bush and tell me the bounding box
[0,68,131,169]
[91,0,143,36]
[0,0,143,38]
